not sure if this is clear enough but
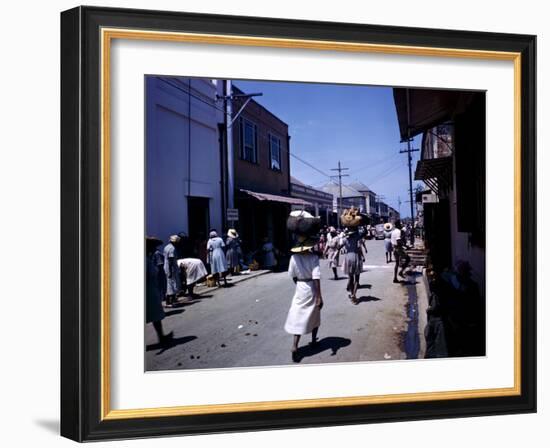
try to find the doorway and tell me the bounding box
[187,197,210,241]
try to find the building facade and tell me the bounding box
[290,177,335,226]
[394,88,486,291]
[145,76,223,246]
[227,85,296,253]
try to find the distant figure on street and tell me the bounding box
[285,236,323,363]
[225,228,242,275]
[383,222,394,263]
[324,227,341,280]
[177,257,208,298]
[392,222,411,283]
[261,236,278,270]
[163,235,182,307]
[152,241,166,300]
[146,237,173,346]
[318,232,327,256]
[207,230,228,287]
[341,227,367,304]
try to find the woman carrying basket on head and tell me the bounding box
[285,211,324,363]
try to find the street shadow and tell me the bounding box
[168,294,214,309]
[34,419,59,434]
[357,284,372,290]
[395,279,418,285]
[295,336,351,362]
[164,309,185,317]
[355,295,382,304]
[146,335,197,355]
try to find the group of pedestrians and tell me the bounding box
[284,210,414,362]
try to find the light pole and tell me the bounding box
[218,82,262,218]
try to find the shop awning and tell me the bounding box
[239,189,312,206]
[393,88,475,140]
[414,157,453,195]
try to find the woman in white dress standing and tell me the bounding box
[285,236,324,362]
[324,227,341,280]
[207,230,228,287]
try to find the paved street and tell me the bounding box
[145,239,427,371]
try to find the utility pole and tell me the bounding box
[217,83,262,220]
[398,196,402,217]
[400,139,419,245]
[375,194,386,223]
[330,161,349,217]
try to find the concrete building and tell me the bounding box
[145,76,223,245]
[320,181,367,216]
[227,85,300,253]
[290,177,335,226]
[348,181,378,219]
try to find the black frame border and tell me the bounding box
[61,6,536,441]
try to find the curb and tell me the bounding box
[194,269,273,296]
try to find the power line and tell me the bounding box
[330,161,349,216]
[347,152,401,176]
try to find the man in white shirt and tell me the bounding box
[390,222,402,247]
[391,221,407,283]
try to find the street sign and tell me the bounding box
[422,193,438,203]
[226,208,239,221]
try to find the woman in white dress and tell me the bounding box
[285,236,324,362]
[323,227,341,280]
[207,230,228,287]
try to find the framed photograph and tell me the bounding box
[60,6,536,441]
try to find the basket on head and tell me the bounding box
[286,210,321,236]
[340,207,364,228]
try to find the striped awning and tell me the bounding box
[240,189,312,206]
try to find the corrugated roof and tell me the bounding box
[240,189,312,206]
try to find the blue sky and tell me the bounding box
[235,80,422,217]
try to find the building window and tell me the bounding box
[269,134,282,171]
[239,118,258,164]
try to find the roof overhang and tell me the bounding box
[239,189,312,206]
[393,88,475,140]
[414,157,453,195]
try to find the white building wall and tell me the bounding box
[146,77,223,243]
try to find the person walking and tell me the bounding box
[383,222,394,263]
[225,229,242,275]
[341,228,367,304]
[146,237,173,346]
[163,235,182,307]
[324,226,341,280]
[391,221,410,283]
[207,230,228,287]
[285,235,323,363]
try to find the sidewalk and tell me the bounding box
[191,269,272,296]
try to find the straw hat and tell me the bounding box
[227,228,239,238]
[290,235,319,253]
[169,235,180,243]
[384,222,393,231]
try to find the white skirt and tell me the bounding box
[284,281,321,335]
